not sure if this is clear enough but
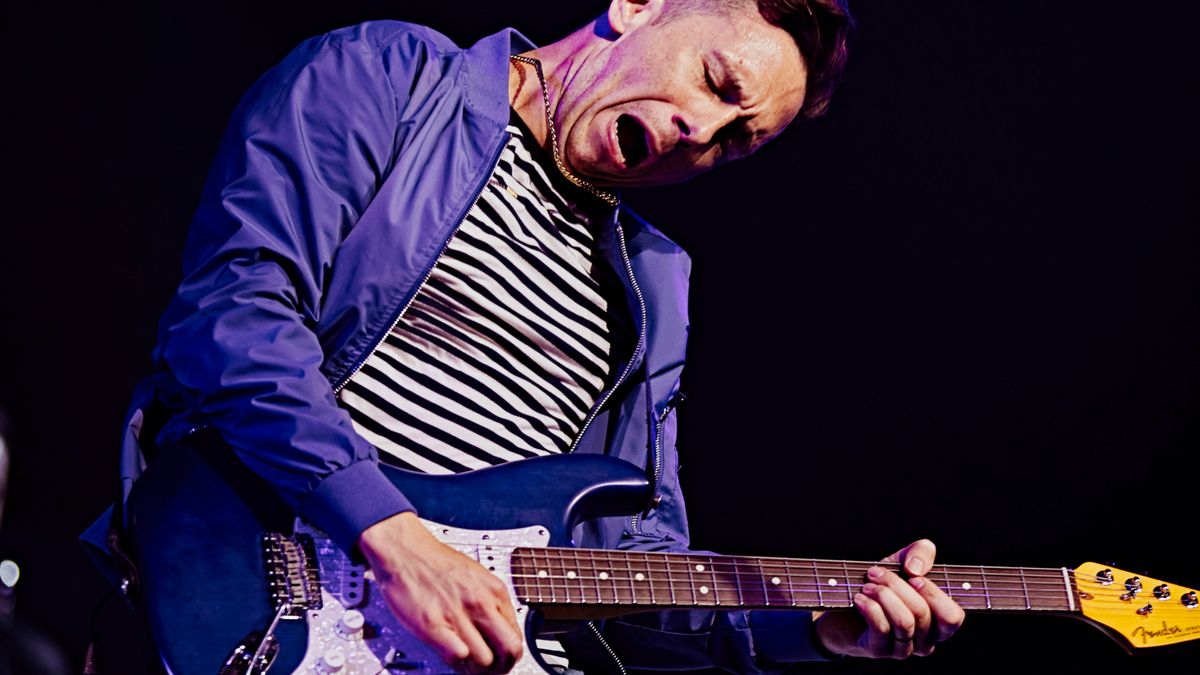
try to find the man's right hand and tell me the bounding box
[358,511,525,673]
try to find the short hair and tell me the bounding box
[654,0,856,120]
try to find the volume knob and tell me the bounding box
[318,647,346,673]
[336,609,366,639]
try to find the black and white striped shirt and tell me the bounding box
[338,113,631,475]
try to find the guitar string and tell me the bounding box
[508,570,1191,611]
[511,549,1117,582]
[508,554,1188,609]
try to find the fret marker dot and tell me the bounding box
[696,564,706,572]
[771,577,781,585]
[699,585,710,595]
[567,571,577,580]
[635,573,646,582]
[828,579,838,587]
[599,572,609,581]
[962,582,972,591]
[537,570,547,578]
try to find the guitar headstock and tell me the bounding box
[1074,562,1200,650]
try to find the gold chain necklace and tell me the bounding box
[510,54,620,207]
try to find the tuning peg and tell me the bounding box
[1153,584,1171,600]
[1182,591,1198,609]
[1125,577,1142,595]
[1095,569,1114,586]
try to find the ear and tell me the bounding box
[607,0,664,37]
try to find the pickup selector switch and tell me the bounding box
[336,609,366,639]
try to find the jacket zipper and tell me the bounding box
[331,138,510,395]
[587,621,628,675]
[630,391,687,535]
[566,224,647,453]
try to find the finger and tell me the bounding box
[862,582,917,643]
[909,576,966,644]
[472,601,524,672]
[868,566,932,640]
[423,623,473,669]
[882,539,937,577]
[451,614,497,673]
[853,591,890,637]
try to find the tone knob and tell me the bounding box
[336,609,366,639]
[1153,584,1171,600]
[1182,591,1198,609]
[318,647,346,673]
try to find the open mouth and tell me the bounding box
[616,114,650,168]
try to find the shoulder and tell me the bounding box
[306,20,461,57]
[619,206,692,274]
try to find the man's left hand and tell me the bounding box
[812,539,966,659]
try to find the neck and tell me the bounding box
[512,548,1082,620]
[508,20,606,158]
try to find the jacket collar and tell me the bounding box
[461,27,538,127]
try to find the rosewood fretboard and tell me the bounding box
[510,547,1079,613]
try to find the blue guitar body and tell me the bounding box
[127,434,652,674]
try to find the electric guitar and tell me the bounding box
[127,440,1200,674]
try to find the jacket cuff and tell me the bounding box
[749,610,835,663]
[300,460,415,555]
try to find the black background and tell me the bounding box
[2,1,1198,673]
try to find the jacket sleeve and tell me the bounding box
[590,411,835,672]
[152,22,440,555]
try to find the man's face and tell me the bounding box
[557,2,807,188]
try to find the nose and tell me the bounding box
[673,102,739,148]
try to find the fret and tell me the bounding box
[583,550,602,604]
[666,553,680,606]
[816,557,825,605]
[568,549,585,604]
[685,555,699,606]
[841,560,855,608]
[653,554,676,606]
[941,566,953,604]
[758,558,770,607]
[642,553,657,606]
[980,565,992,609]
[732,557,745,607]
[942,566,988,610]
[700,554,720,600]
[1019,568,1030,610]
[540,549,557,604]
[779,559,794,607]
[625,552,639,606]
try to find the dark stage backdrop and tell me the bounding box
[2,1,1197,673]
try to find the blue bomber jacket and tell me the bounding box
[90,21,829,672]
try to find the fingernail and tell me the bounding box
[863,582,878,593]
[908,558,925,575]
[910,576,926,590]
[867,566,886,581]
[853,592,866,606]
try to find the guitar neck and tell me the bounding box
[512,547,1080,615]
